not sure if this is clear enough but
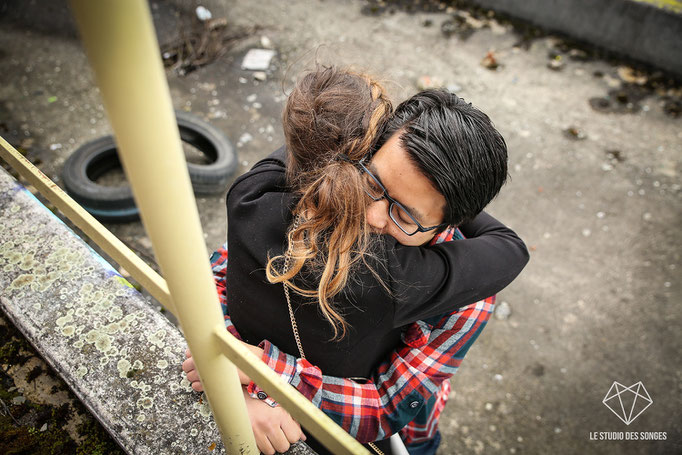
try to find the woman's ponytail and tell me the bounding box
[266,66,392,339]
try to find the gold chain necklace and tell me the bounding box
[281,215,384,455]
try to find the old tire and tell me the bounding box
[178,110,238,193]
[62,111,237,223]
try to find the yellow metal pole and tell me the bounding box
[68,1,258,453]
[0,136,175,315]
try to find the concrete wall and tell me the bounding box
[470,0,682,77]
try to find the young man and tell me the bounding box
[184,89,528,454]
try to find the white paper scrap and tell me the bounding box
[241,49,276,71]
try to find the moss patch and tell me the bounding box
[0,318,124,454]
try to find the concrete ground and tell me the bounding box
[0,0,680,453]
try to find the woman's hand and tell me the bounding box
[182,349,205,392]
[182,344,264,391]
[243,388,306,454]
[183,349,250,390]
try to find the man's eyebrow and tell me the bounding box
[368,162,428,223]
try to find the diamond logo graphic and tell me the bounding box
[602,381,653,425]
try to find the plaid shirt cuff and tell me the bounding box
[247,340,324,406]
[246,341,284,407]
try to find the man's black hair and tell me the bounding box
[375,89,508,227]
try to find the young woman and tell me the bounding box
[186,66,528,454]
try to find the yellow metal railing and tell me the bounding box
[0,0,372,453]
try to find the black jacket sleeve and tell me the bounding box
[388,211,529,327]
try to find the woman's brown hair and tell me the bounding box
[266,66,392,340]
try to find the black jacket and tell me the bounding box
[225,147,529,379]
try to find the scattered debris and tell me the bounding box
[589,97,611,112]
[589,65,682,117]
[481,51,500,70]
[546,42,590,70]
[617,66,647,85]
[195,5,212,22]
[416,75,444,90]
[547,56,564,71]
[510,21,545,49]
[241,48,276,71]
[563,126,587,140]
[422,19,433,27]
[614,90,629,104]
[663,99,682,117]
[530,363,545,377]
[568,48,589,61]
[259,36,273,49]
[494,301,511,320]
[605,149,625,163]
[603,74,622,88]
[49,143,62,151]
[440,10,489,40]
[237,133,253,147]
[440,18,459,38]
[589,84,649,114]
[253,71,267,81]
[20,138,34,149]
[162,14,255,76]
[197,82,216,92]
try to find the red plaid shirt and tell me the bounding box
[211,227,495,446]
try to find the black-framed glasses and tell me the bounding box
[357,157,444,236]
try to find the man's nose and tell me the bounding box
[366,199,390,232]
